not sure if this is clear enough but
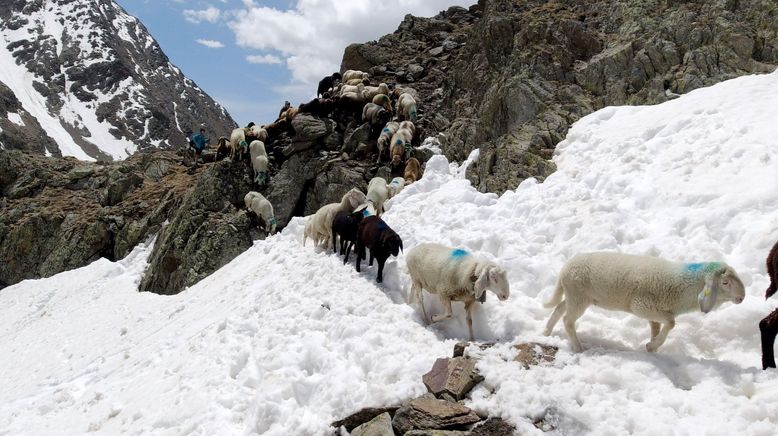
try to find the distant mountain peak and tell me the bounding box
[0,0,236,160]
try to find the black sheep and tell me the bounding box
[331,209,365,263]
[299,97,336,118]
[317,72,342,97]
[355,215,403,283]
[760,239,778,369]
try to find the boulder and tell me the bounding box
[331,406,400,432]
[351,412,394,436]
[471,417,516,436]
[422,357,484,401]
[392,396,481,434]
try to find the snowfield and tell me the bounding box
[2,71,778,435]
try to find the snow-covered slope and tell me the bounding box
[2,72,778,435]
[0,0,235,160]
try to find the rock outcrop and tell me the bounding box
[342,0,778,193]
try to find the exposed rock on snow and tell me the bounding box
[422,357,484,401]
[392,396,482,434]
[513,343,558,369]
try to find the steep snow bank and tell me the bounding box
[2,71,778,435]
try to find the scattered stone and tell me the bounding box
[331,406,399,432]
[423,357,484,401]
[351,412,394,436]
[471,417,516,436]
[513,343,558,369]
[407,63,425,80]
[442,39,459,51]
[405,430,470,436]
[428,46,444,56]
[452,342,467,358]
[392,396,481,434]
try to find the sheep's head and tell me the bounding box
[377,109,391,125]
[382,232,403,257]
[699,264,745,312]
[345,188,366,209]
[474,263,510,302]
[332,72,342,82]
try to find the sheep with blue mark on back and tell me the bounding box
[249,140,269,186]
[397,92,418,122]
[387,177,405,198]
[377,121,399,164]
[544,252,745,353]
[390,127,413,168]
[406,243,510,341]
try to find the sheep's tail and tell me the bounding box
[543,280,565,309]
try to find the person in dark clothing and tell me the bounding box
[189,128,209,171]
[278,101,291,119]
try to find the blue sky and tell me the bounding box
[115,0,472,127]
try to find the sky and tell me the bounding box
[114,0,473,127]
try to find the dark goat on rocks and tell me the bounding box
[299,97,337,118]
[761,239,778,369]
[331,209,365,263]
[317,72,342,97]
[355,215,403,283]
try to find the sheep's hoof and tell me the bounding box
[543,328,552,336]
[645,343,658,353]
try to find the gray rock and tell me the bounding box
[351,412,394,436]
[429,46,444,56]
[392,396,481,434]
[513,342,558,369]
[331,406,400,432]
[405,430,470,436]
[471,417,516,436]
[422,357,484,401]
[291,114,332,143]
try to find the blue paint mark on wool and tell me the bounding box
[451,248,469,259]
[685,263,705,272]
[684,262,722,274]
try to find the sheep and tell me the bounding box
[362,103,391,130]
[362,83,390,101]
[317,72,342,97]
[331,210,365,263]
[244,191,276,234]
[249,124,268,143]
[339,83,365,97]
[390,127,413,167]
[406,243,510,341]
[229,127,249,161]
[372,93,392,112]
[249,140,269,186]
[280,106,300,123]
[543,252,746,353]
[387,177,405,198]
[760,239,778,369]
[342,69,369,83]
[263,120,287,137]
[299,97,336,117]
[364,177,389,216]
[344,78,369,86]
[397,93,418,122]
[376,121,400,164]
[399,120,415,137]
[404,157,422,184]
[214,136,230,161]
[355,215,403,283]
[302,215,323,248]
[307,188,366,249]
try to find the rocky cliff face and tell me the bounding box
[0,0,236,160]
[342,0,778,193]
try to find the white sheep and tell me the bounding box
[362,83,389,101]
[229,127,249,161]
[339,91,366,104]
[249,140,269,186]
[244,191,277,234]
[344,78,367,86]
[377,121,400,164]
[544,252,746,353]
[249,125,268,142]
[387,177,405,198]
[406,243,510,341]
[306,188,366,248]
[390,127,413,167]
[302,215,322,247]
[364,177,389,216]
[397,93,418,122]
[339,83,365,97]
[342,69,369,83]
[398,120,415,137]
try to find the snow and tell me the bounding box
[6,111,24,126]
[2,71,778,435]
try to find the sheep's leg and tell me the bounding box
[543,300,566,336]
[368,250,374,267]
[760,309,778,369]
[465,300,475,342]
[562,299,588,353]
[644,312,675,352]
[376,258,385,283]
[344,242,353,264]
[355,241,363,272]
[432,297,453,323]
[409,282,429,324]
[649,321,661,340]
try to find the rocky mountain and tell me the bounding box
[342,0,778,193]
[2,0,777,293]
[0,0,236,161]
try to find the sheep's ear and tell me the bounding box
[698,270,721,313]
[474,267,489,301]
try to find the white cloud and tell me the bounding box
[196,39,225,48]
[183,6,222,23]
[227,0,471,85]
[246,54,283,65]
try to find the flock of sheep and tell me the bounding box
[208,69,778,368]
